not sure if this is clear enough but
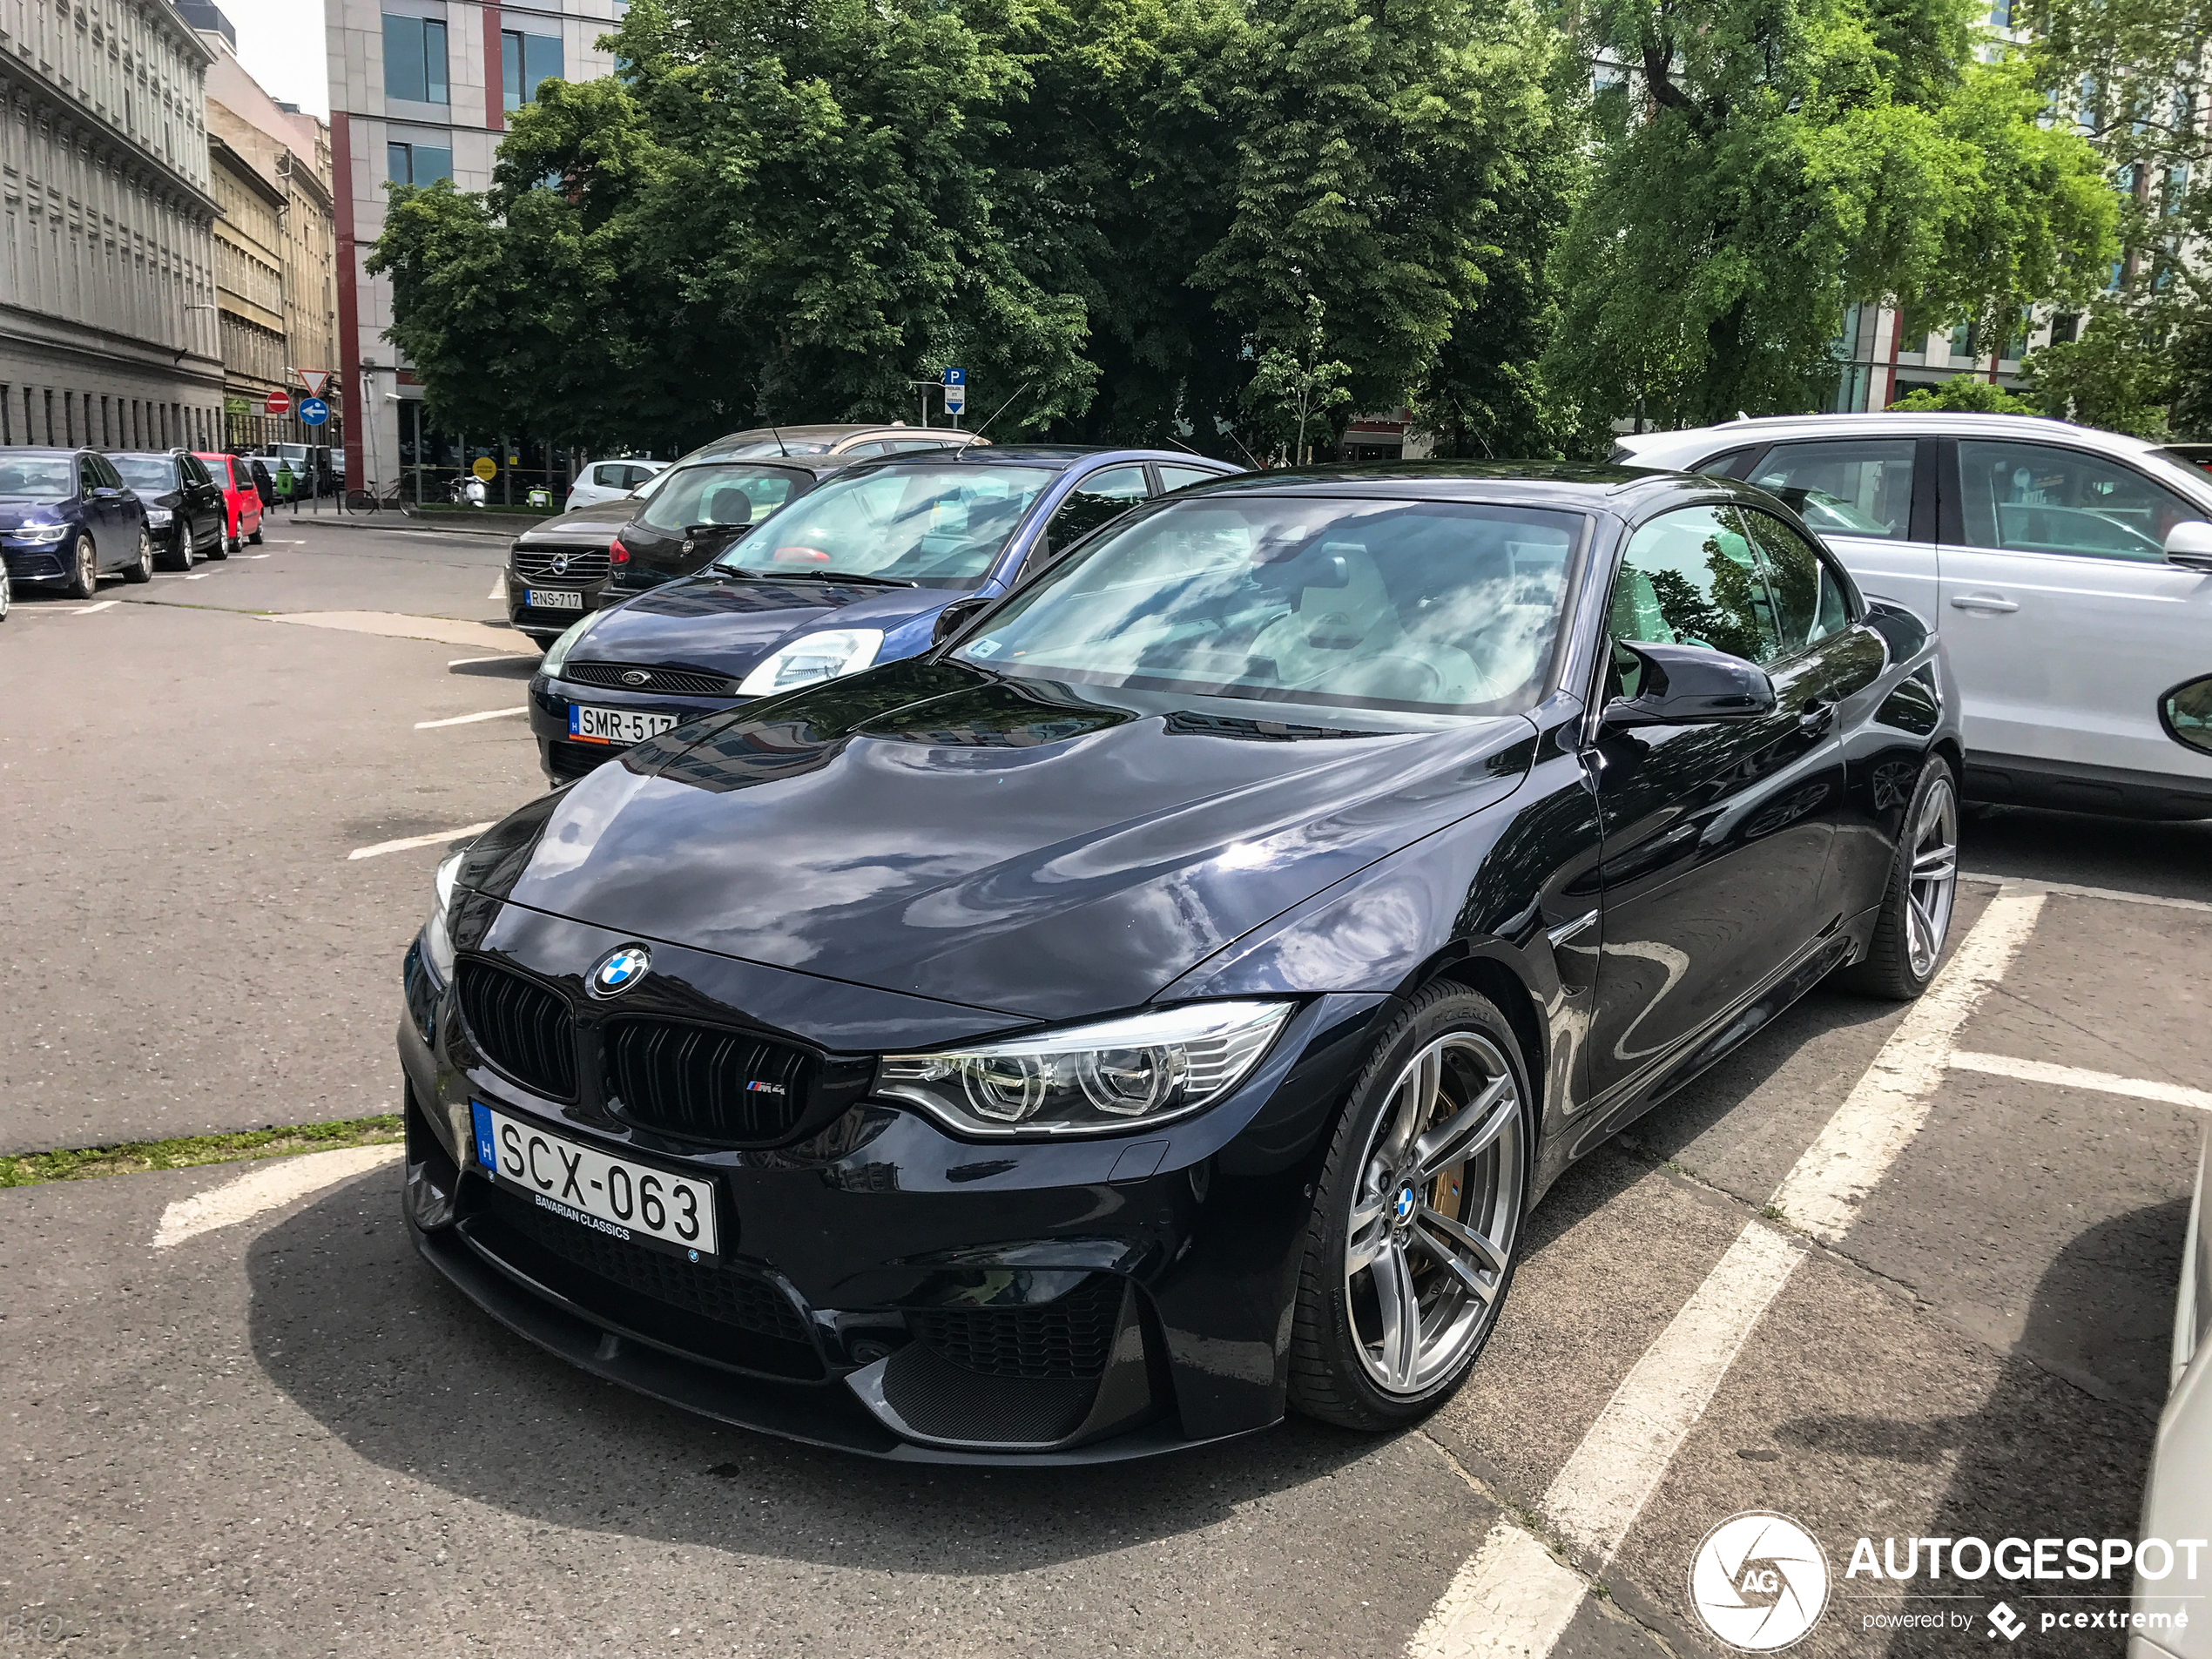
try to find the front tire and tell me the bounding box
[62,533,98,601]
[1288,984,1531,1429]
[211,516,233,559]
[121,529,153,584]
[1837,756,1959,999]
[247,524,263,545]
[0,564,11,622]
[156,524,192,571]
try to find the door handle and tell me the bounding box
[1797,700,1835,736]
[1949,593,2019,613]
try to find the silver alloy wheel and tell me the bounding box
[1344,1031,1525,1397]
[0,565,10,620]
[134,529,152,579]
[75,535,97,594]
[1905,772,1959,977]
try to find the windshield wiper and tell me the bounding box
[718,566,916,588]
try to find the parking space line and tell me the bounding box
[415,706,527,729]
[1950,1050,2212,1112]
[74,599,118,615]
[152,1143,401,1249]
[1963,872,2212,915]
[447,652,532,666]
[347,821,495,860]
[487,574,506,600]
[1414,889,2047,1659]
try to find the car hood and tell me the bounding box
[570,576,961,678]
[516,498,639,544]
[462,658,1537,1022]
[0,502,67,528]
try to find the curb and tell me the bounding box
[275,509,546,540]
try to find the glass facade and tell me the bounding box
[382,15,449,104]
[503,30,565,110]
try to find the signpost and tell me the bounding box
[298,397,329,428]
[943,367,967,420]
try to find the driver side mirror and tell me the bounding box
[1602,640,1777,728]
[933,597,989,646]
[2164,521,2212,572]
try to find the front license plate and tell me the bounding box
[526,587,584,610]
[470,1102,719,1259]
[569,704,681,745]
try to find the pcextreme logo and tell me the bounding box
[1689,1512,1832,1651]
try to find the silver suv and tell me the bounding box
[1616,413,2212,819]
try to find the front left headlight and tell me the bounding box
[144,507,174,526]
[876,1001,1294,1138]
[541,610,603,677]
[9,523,68,543]
[738,628,884,697]
[421,849,464,981]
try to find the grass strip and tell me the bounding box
[0,1115,403,1189]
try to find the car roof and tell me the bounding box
[10,447,86,458]
[840,445,1237,472]
[1155,458,1740,512]
[1615,410,2161,456]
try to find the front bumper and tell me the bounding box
[397,914,1390,1463]
[528,673,743,782]
[507,572,615,639]
[2,541,70,581]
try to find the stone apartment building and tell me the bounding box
[0,0,225,452]
[325,0,621,490]
[185,1,338,452]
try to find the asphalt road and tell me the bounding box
[2,517,2206,1656]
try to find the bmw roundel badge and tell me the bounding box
[589,943,651,997]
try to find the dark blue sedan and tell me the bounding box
[0,448,153,603]
[529,448,1238,784]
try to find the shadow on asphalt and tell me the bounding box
[449,656,541,679]
[245,1180,1391,1569]
[1770,1200,2182,1659]
[1961,803,2212,907]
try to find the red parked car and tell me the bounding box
[194,452,264,552]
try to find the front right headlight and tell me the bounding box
[10,523,68,543]
[421,850,464,981]
[144,506,174,527]
[876,1001,1294,1138]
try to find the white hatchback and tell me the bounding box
[564,457,670,512]
[1616,413,2212,819]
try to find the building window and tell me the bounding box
[502,30,563,110]
[383,15,449,105]
[388,141,455,185]
[1989,0,2010,24]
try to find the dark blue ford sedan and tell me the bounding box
[528,447,1239,784]
[0,448,153,602]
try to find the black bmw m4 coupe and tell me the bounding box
[398,462,1964,1462]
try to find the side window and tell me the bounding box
[2164,674,2212,756]
[1157,464,1223,492]
[839,441,893,459]
[1957,440,2204,561]
[887,438,953,453]
[1606,504,1780,697]
[1744,440,1916,540]
[1737,509,1854,654]
[184,456,212,489]
[1037,465,1150,564]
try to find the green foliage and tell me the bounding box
[1887,374,2039,413]
[1546,0,2117,428]
[2022,307,2176,435]
[0,1116,402,1188]
[1241,294,1352,462]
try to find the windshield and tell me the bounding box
[0,457,75,499]
[110,455,178,492]
[718,463,1052,585]
[637,463,806,534]
[954,497,1581,715]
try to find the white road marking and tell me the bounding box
[487,573,507,600]
[74,599,118,614]
[184,571,207,579]
[415,706,527,729]
[1962,872,2212,915]
[1414,889,2046,1659]
[1951,1051,2212,1112]
[447,652,531,666]
[239,551,272,558]
[347,821,495,860]
[152,1144,401,1249]
[1770,890,2045,1242]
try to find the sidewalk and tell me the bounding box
[273,505,552,539]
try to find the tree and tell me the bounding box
[1242,293,1352,462]
[1545,0,2118,429]
[1197,0,1557,423]
[1887,374,2038,414]
[2021,309,2177,435]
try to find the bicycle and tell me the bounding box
[341,480,414,516]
